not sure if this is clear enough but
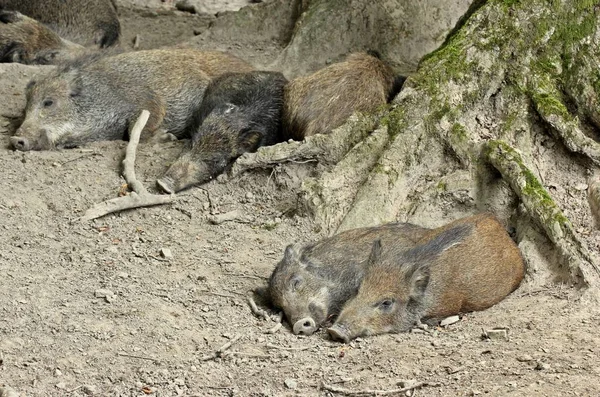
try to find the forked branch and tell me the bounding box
[81,110,176,221]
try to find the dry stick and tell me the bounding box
[248,296,270,321]
[266,344,316,351]
[201,335,242,361]
[117,352,159,362]
[81,110,175,221]
[61,151,101,166]
[222,351,271,360]
[321,381,426,396]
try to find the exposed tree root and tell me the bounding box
[486,140,600,286]
[81,110,176,221]
[589,173,600,229]
[301,124,391,234]
[230,114,377,177]
[335,110,445,233]
[529,76,600,166]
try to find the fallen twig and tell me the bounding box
[81,110,176,221]
[117,352,159,363]
[223,351,271,360]
[208,210,243,225]
[223,272,266,280]
[67,385,84,394]
[197,187,214,213]
[61,151,102,166]
[201,335,242,361]
[248,296,270,321]
[266,344,316,351]
[266,312,283,334]
[205,291,237,299]
[321,381,426,396]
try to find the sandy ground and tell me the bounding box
[1,1,600,396]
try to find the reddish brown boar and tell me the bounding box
[268,222,430,336]
[328,213,525,342]
[282,51,405,140]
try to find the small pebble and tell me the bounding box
[535,361,550,371]
[284,379,297,389]
[484,328,509,341]
[94,289,115,303]
[173,378,184,386]
[245,192,254,200]
[0,386,20,397]
[160,248,173,259]
[440,315,460,327]
[398,379,418,388]
[55,382,67,390]
[82,385,97,395]
[54,368,62,376]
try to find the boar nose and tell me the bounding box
[10,136,31,151]
[293,317,317,335]
[156,176,175,194]
[327,325,350,343]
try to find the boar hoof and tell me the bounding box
[156,177,175,194]
[293,317,317,335]
[10,136,30,151]
[327,325,350,343]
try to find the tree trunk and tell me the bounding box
[239,0,600,290]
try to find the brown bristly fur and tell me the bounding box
[282,52,396,140]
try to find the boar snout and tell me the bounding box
[327,324,350,343]
[293,317,317,336]
[10,136,31,151]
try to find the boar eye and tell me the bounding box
[224,103,237,114]
[42,99,54,108]
[289,276,302,290]
[377,299,395,312]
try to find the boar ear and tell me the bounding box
[284,244,300,263]
[405,224,471,263]
[367,239,383,267]
[239,129,262,152]
[26,80,36,91]
[408,264,430,299]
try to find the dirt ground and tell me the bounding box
[1,1,600,397]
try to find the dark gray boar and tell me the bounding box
[268,223,430,336]
[282,51,405,140]
[156,71,287,193]
[0,10,85,65]
[328,213,526,342]
[10,49,254,151]
[0,0,120,48]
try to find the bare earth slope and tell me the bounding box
[0,1,599,396]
